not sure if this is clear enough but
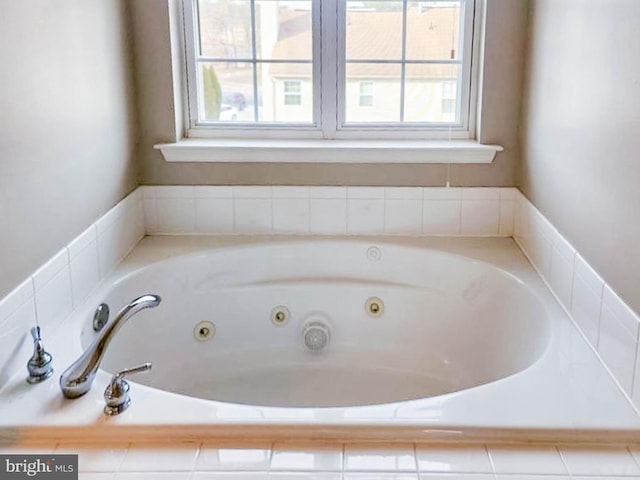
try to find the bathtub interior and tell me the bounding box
[80,242,551,408]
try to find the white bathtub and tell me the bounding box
[94,241,549,409]
[1,237,639,443]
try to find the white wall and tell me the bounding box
[520,0,640,313]
[0,0,138,298]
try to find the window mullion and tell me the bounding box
[400,0,408,122]
[320,0,340,139]
[249,0,259,123]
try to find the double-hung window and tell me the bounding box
[182,0,479,141]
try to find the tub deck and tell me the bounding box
[1,236,639,445]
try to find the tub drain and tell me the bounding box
[302,320,331,352]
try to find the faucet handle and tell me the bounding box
[27,326,54,384]
[103,362,152,415]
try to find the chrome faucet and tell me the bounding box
[60,294,161,399]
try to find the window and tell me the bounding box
[283,80,302,105]
[183,0,478,139]
[359,81,374,107]
[441,80,457,116]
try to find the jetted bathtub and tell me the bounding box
[92,241,550,409]
[2,237,640,443]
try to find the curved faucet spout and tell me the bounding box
[60,294,161,399]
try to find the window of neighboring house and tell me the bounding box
[441,80,457,115]
[182,0,479,139]
[359,81,373,107]
[283,80,302,105]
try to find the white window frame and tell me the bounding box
[182,0,479,140]
[156,0,504,163]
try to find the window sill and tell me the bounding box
[154,139,503,164]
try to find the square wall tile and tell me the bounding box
[271,442,342,472]
[32,249,69,292]
[234,199,272,233]
[598,300,638,395]
[269,474,341,480]
[347,199,384,234]
[196,198,235,234]
[70,240,100,307]
[560,445,640,477]
[385,199,422,235]
[34,266,72,331]
[310,199,347,234]
[416,445,492,473]
[309,187,347,199]
[0,299,35,387]
[273,198,310,233]
[571,270,603,348]
[233,186,271,198]
[385,187,423,200]
[195,443,271,471]
[0,278,33,326]
[68,225,98,259]
[119,442,199,472]
[498,199,515,236]
[422,200,460,235]
[56,443,128,473]
[549,232,576,311]
[344,444,416,472]
[143,199,158,234]
[460,200,499,235]
[423,188,460,200]
[157,198,196,233]
[115,473,191,480]
[192,474,268,480]
[195,186,234,198]
[488,445,567,475]
[272,186,310,198]
[155,186,195,198]
[347,187,385,199]
[461,188,500,200]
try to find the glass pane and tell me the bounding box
[403,64,460,123]
[198,62,255,122]
[198,0,253,59]
[406,0,462,61]
[256,0,312,60]
[258,63,313,122]
[346,0,403,60]
[345,63,401,123]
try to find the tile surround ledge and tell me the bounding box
[1,186,640,448]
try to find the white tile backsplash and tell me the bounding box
[514,189,640,411]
